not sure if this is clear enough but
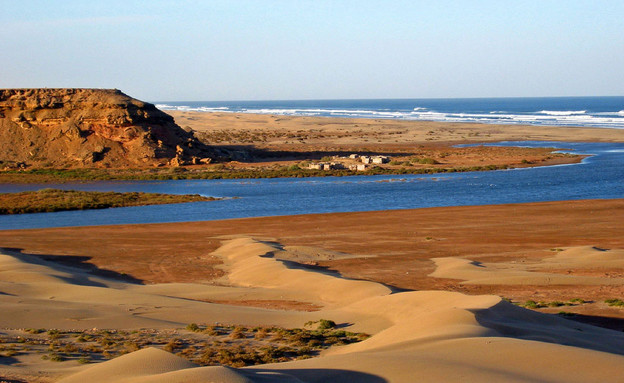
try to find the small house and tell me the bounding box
[372,156,389,164]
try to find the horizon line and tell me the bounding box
[152,95,624,103]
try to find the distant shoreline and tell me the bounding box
[168,111,624,144]
[157,96,624,129]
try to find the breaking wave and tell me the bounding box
[156,104,230,112]
[154,99,624,129]
[538,110,587,116]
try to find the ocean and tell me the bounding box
[155,96,624,129]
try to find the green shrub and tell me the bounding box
[412,157,439,165]
[317,319,337,330]
[523,300,539,309]
[186,323,200,332]
[47,329,61,340]
[49,353,64,362]
[605,299,624,307]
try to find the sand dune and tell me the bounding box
[0,246,314,330]
[430,246,624,285]
[540,246,624,269]
[214,237,391,307]
[57,347,305,383]
[4,238,624,382]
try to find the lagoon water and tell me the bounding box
[1,141,623,230]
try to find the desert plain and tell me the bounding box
[1,112,624,382]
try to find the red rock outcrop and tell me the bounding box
[0,88,214,168]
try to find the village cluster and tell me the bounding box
[308,154,390,171]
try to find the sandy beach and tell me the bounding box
[170,111,624,147]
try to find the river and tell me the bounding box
[1,141,622,230]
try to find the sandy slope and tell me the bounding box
[431,246,624,285]
[3,238,624,382]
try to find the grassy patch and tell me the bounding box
[0,189,219,215]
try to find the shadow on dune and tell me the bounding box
[556,312,624,332]
[244,368,388,383]
[252,239,408,293]
[276,257,408,294]
[0,377,27,383]
[474,300,624,356]
[0,247,143,285]
[0,355,20,366]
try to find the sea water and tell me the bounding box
[155,96,624,129]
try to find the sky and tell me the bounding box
[1,0,623,101]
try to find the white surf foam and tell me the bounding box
[156,104,624,129]
[156,104,230,112]
[538,110,587,116]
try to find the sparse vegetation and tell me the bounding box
[305,319,337,330]
[522,300,541,309]
[605,299,624,307]
[519,299,588,309]
[0,165,482,183]
[0,189,219,215]
[0,324,369,368]
[411,157,439,165]
[318,319,337,330]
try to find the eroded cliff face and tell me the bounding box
[0,88,214,168]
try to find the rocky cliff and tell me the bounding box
[0,89,215,168]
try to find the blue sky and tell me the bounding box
[1,1,623,101]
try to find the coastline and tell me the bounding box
[3,112,624,382]
[168,111,624,145]
[4,110,618,183]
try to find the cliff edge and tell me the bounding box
[0,88,215,168]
